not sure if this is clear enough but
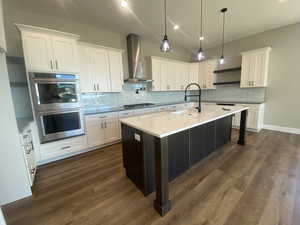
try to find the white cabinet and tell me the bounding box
[79,43,124,93]
[39,135,88,161]
[232,103,265,132]
[176,63,189,90]
[150,57,189,92]
[0,0,7,52]
[108,51,124,92]
[93,48,111,92]
[241,47,271,88]
[199,59,217,89]
[51,36,78,73]
[189,63,200,90]
[151,58,162,91]
[161,61,177,91]
[16,24,79,73]
[86,112,120,148]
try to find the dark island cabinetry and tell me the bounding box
[121,116,233,196]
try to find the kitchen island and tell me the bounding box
[120,105,249,216]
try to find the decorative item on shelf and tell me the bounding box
[196,0,205,61]
[160,0,171,53]
[219,8,228,65]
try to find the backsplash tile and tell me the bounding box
[81,83,266,108]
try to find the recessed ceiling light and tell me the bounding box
[278,0,288,2]
[121,0,128,7]
[173,24,179,30]
[199,36,204,41]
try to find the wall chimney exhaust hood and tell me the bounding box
[125,33,152,83]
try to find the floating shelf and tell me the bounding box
[213,81,241,85]
[214,67,241,74]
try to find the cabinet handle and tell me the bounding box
[97,84,100,91]
[61,146,71,150]
[105,122,107,128]
[99,116,107,119]
[55,60,58,70]
[101,122,103,129]
[50,60,53,70]
[94,84,96,91]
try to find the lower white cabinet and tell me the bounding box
[39,135,88,161]
[232,103,265,132]
[86,112,120,148]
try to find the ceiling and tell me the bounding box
[6,0,300,51]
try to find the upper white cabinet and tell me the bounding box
[240,47,271,88]
[199,59,217,90]
[150,58,162,91]
[189,63,200,90]
[150,57,189,91]
[108,51,124,92]
[79,43,124,93]
[16,24,79,74]
[0,0,7,53]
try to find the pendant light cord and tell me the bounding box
[164,0,167,35]
[221,9,226,56]
[200,0,203,49]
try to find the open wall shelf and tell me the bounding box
[213,81,241,85]
[214,67,241,74]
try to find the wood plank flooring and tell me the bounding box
[2,129,300,225]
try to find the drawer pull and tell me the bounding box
[61,146,71,150]
[99,116,107,119]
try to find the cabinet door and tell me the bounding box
[78,46,95,93]
[206,60,217,89]
[151,59,162,91]
[198,61,206,89]
[104,118,121,142]
[241,54,254,88]
[86,116,105,148]
[52,36,78,74]
[253,52,267,87]
[22,31,53,72]
[108,51,123,92]
[189,63,199,90]
[176,63,189,91]
[92,48,111,92]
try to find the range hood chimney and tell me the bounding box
[125,33,152,83]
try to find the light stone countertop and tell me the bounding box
[120,105,249,138]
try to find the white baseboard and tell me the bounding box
[263,124,300,135]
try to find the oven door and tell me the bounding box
[31,79,80,111]
[36,109,85,143]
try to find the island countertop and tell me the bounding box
[120,105,249,138]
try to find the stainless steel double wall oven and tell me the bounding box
[29,72,84,143]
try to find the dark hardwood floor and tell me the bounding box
[3,129,300,225]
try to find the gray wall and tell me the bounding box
[205,23,300,129]
[0,52,32,205]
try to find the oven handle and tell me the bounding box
[32,80,78,84]
[37,108,82,116]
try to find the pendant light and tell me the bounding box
[196,0,205,61]
[219,8,227,65]
[160,0,171,52]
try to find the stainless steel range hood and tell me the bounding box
[125,34,152,83]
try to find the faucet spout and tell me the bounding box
[184,83,202,113]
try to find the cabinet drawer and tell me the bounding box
[86,112,118,121]
[119,110,135,118]
[40,135,87,160]
[134,108,158,115]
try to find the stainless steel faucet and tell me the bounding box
[184,83,202,113]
